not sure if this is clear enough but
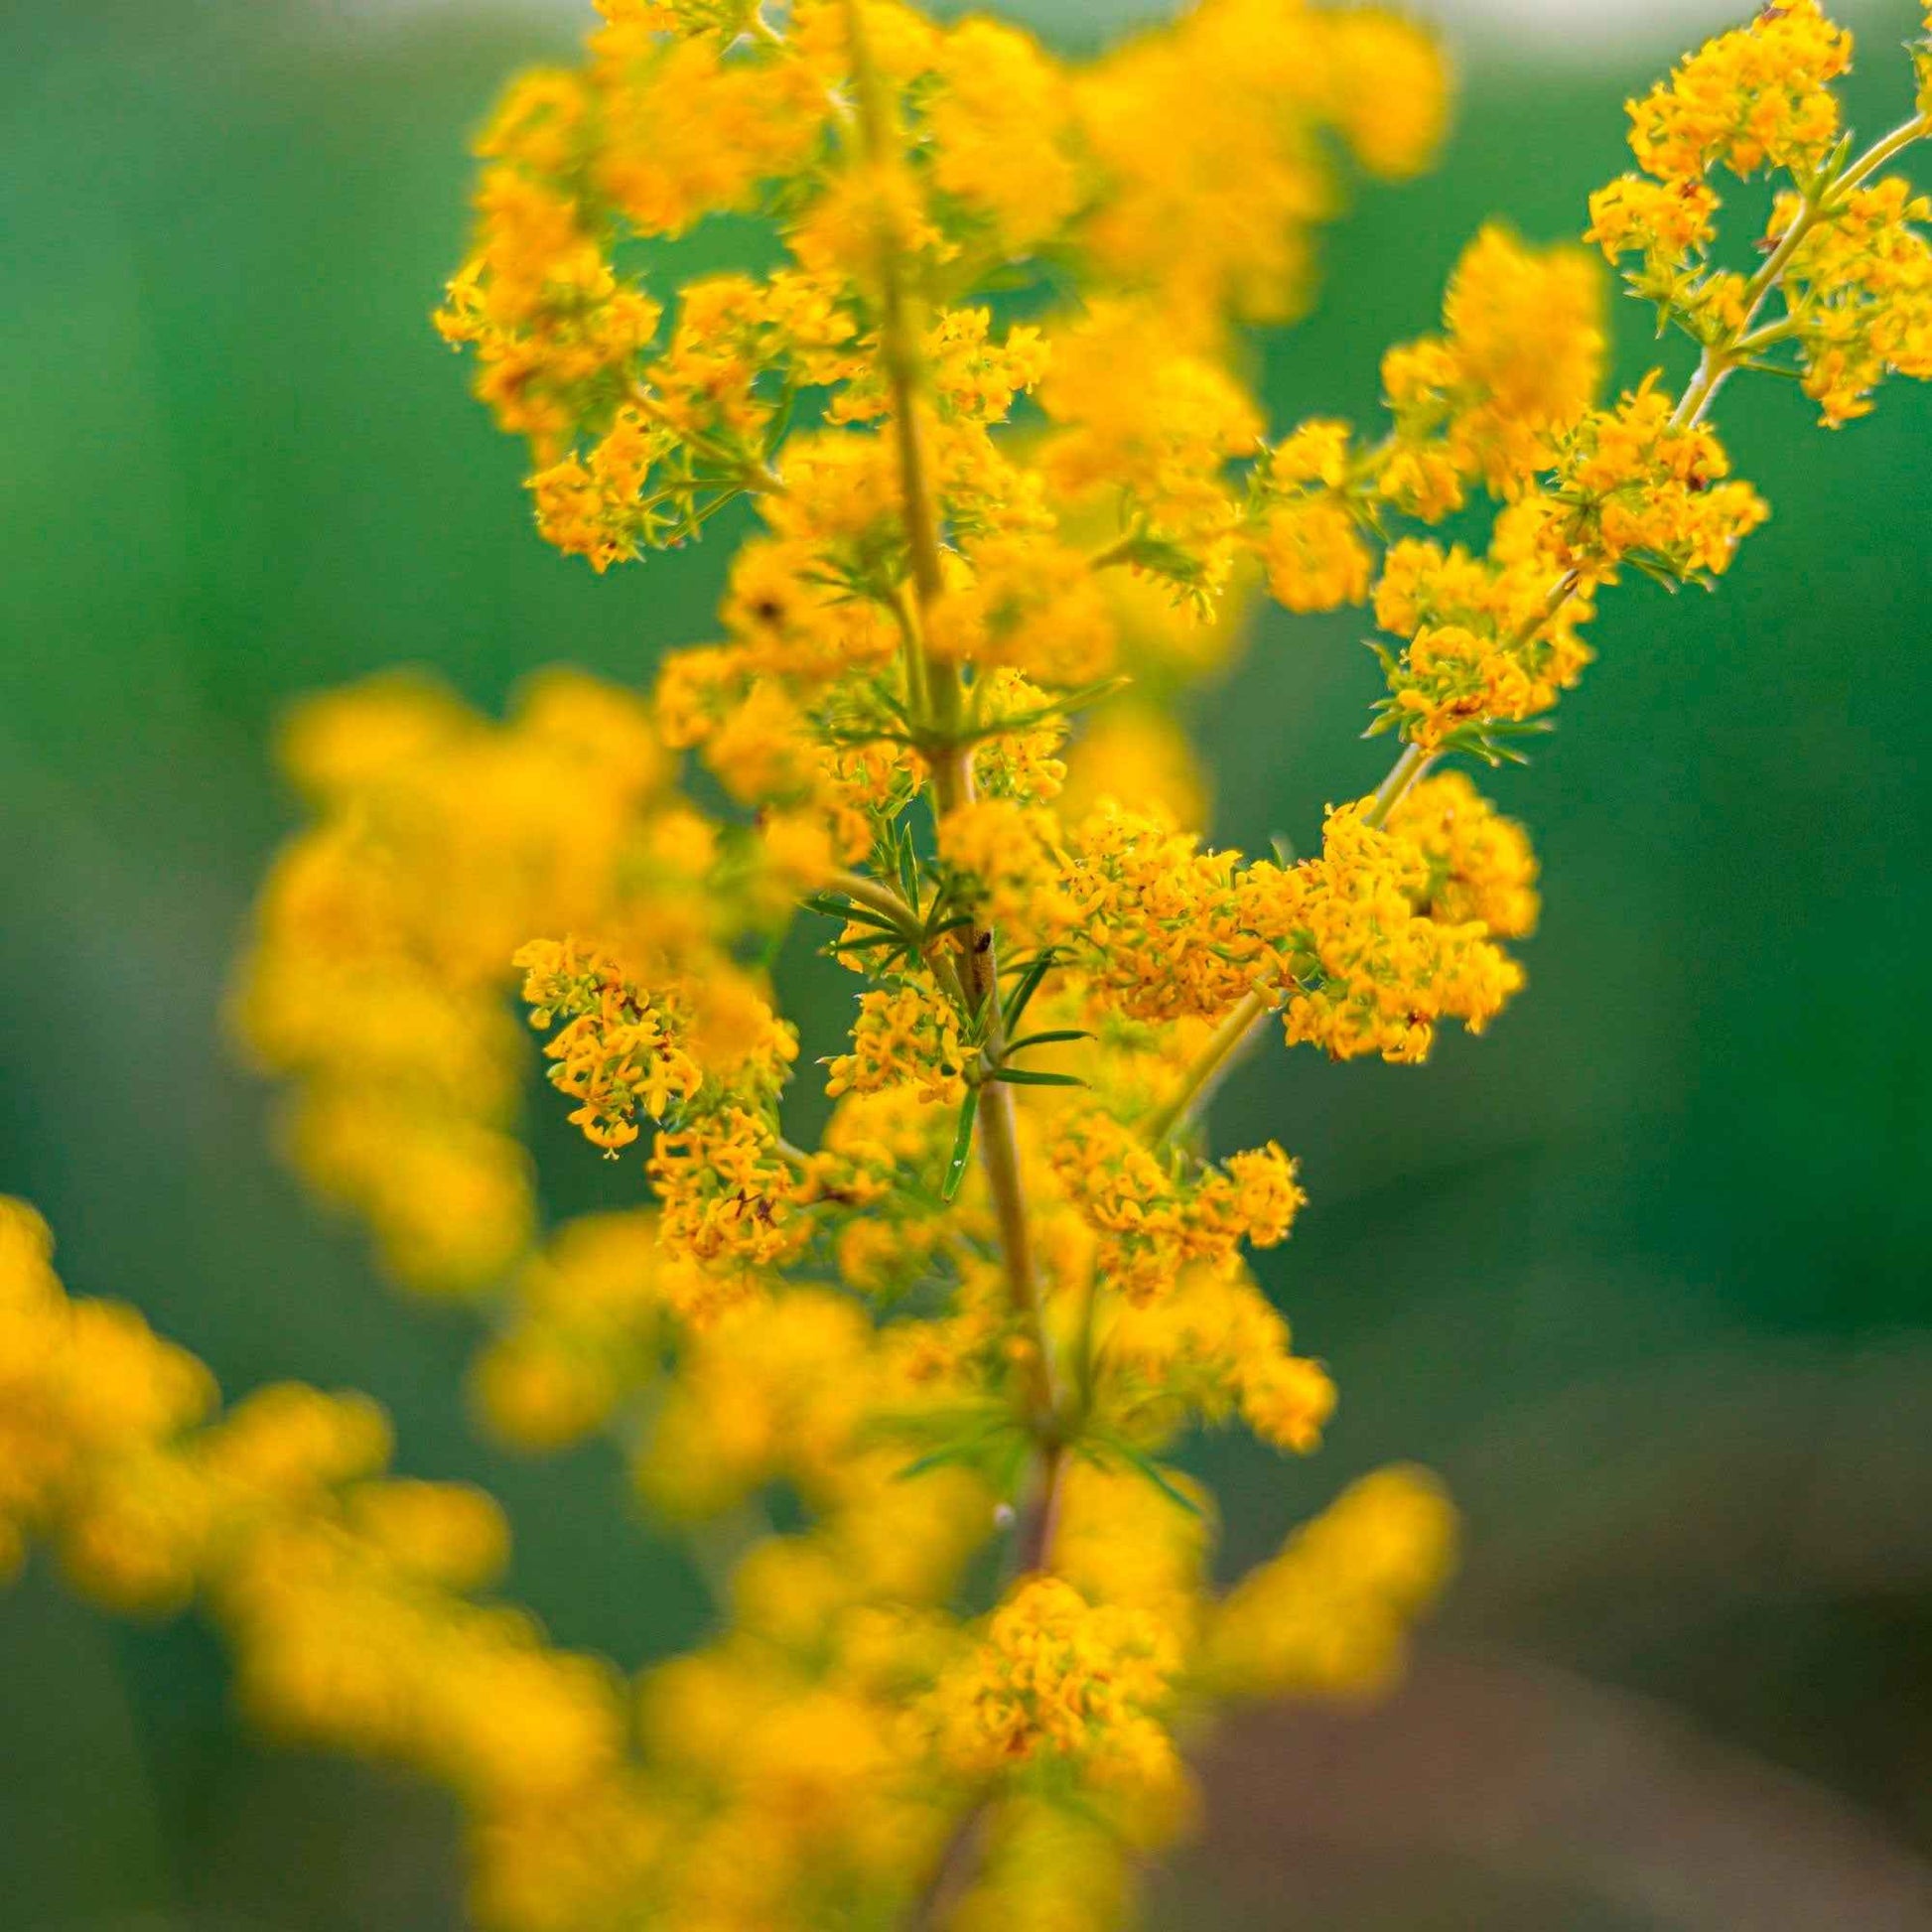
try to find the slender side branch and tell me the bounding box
[1145,989,1271,1149]
[1838,109,1932,195]
[830,867,921,934]
[1369,123,1932,825]
[1085,523,1147,573]
[1365,563,1581,821]
[1358,124,1932,876]
[907,1806,989,1932]
[1363,742,1435,828]
[1676,110,1932,429]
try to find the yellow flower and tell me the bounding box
[73,5,1932,1927]
[1530,379,1770,588]
[593,34,829,238]
[515,938,706,1151]
[1775,178,1932,427]
[1585,174,1720,264]
[1058,706,1208,831]
[925,1576,1181,1794]
[928,533,1120,687]
[1053,1114,1306,1305]
[1257,492,1372,614]
[1384,224,1605,498]
[1625,0,1851,184]
[1074,0,1447,327]
[1386,772,1540,936]
[1038,300,1261,577]
[827,981,969,1109]
[1443,225,1604,453]
[1203,1465,1458,1700]
[928,20,1081,251]
[940,798,1078,950]
[1249,803,1527,1063]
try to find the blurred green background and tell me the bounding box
[4,0,1931,1925]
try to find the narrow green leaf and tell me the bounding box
[942,1090,980,1202]
[987,1430,1032,1501]
[1005,1030,1093,1053]
[894,1422,1016,1482]
[988,1067,1087,1088]
[895,825,922,914]
[828,934,907,958]
[1099,1438,1203,1517]
[801,893,901,932]
[1002,951,1057,1035]
[892,1445,974,1480]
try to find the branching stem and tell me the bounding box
[1675,111,1932,429]
[1357,121,1932,857]
[1364,742,1435,828]
[830,867,921,934]
[839,0,1062,1484]
[1144,988,1272,1149]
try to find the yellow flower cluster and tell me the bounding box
[1101,1262,1337,1456]
[1532,378,1770,588]
[1387,771,1542,936]
[1383,223,1607,503]
[1262,804,1526,1063]
[0,1198,214,1587]
[1254,421,1374,615]
[1624,0,1851,183]
[1072,0,1448,330]
[1201,1464,1459,1700]
[1052,796,1532,1063]
[515,939,707,1150]
[1773,177,1932,425]
[433,167,661,452]
[828,980,970,1108]
[469,1210,668,1451]
[434,0,1446,622]
[1369,530,1597,752]
[1590,0,1932,427]
[233,668,724,1293]
[13,5,1922,1930]
[1052,1114,1305,1305]
[925,1575,1182,1801]
[648,1102,805,1267]
[1059,806,1257,1022]
[0,1198,641,1921]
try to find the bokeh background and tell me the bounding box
[4,0,1931,1925]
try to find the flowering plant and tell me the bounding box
[5,1,1930,1924]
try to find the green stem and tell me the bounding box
[1365,567,1578,822]
[1361,111,1930,832]
[1731,315,1802,358]
[839,0,1062,1472]
[907,1804,990,1932]
[1363,742,1434,829]
[1085,523,1146,573]
[1144,988,1272,1148]
[1674,112,1931,430]
[888,585,932,722]
[829,867,920,935]
[842,7,948,618]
